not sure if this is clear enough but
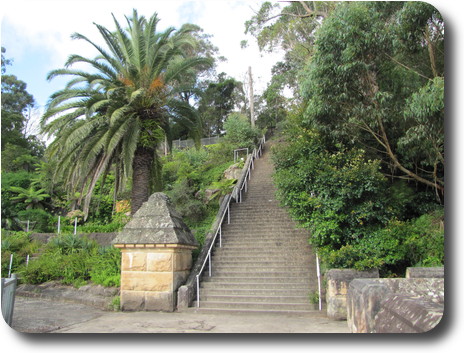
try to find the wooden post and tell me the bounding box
[248,66,255,128]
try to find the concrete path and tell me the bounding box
[10,297,349,333]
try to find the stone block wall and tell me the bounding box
[374,293,444,333]
[112,192,198,312]
[116,244,195,311]
[325,269,379,320]
[347,275,444,333]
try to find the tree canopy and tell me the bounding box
[40,10,213,217]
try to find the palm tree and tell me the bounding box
[40,10,212,218]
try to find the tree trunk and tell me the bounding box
[131,146,154,215]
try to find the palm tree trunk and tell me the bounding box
[131,146,154,215]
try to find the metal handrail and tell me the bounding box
[195,136,265,307]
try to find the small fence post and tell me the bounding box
[57,216,61,234]
[73,217,77,235]
[8,254,13,278]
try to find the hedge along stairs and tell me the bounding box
[193,141,320,314]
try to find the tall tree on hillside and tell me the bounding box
[301,2,444,200]
[244,1,336,98]
[1,47,45,171]
[198,73,241,136]
[41,10,212,217]
[168,26,225,147]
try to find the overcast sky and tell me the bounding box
[1,0,284,118]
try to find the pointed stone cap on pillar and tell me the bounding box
[112,192,198,247]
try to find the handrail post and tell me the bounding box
[316,253,322,311]
[196,275,200,307]
[227,203,230,224]
[219,225,222,247]
[208,252,212,277]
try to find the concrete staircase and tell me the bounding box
[193,142,319,314]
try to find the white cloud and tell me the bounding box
[1,0,279,95]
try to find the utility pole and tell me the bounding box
[248,66,255,128]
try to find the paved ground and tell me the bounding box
[10,296,349,333]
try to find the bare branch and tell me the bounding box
[384,53,432,81]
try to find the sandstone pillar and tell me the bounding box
[112,193,198,311]
[325,269,379,320]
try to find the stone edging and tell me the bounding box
[16,281,119,311]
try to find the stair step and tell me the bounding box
[219,236,307,241]
[199,288,309,296]
[202,276,312,284]
[216,243,309,251]
[189,306,323,315]
[219,237,308,244]
[222,226,305,233]
[214,246,310,257]
[208,271,311,278]
[211,260,314,267]
[198,294,310,304]
[211,263,312,270]
[200,282,312,290]
[191,301,317,311]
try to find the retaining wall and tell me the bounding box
[347,267,444,333]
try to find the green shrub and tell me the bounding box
[88,247,121,287]
[1,231,40,277]
[273,135,390,249]
[17,209,53,232]
[272,126,443,276]
[318,210,444,276]
[110,296,121,311]
[205,142,236,165]
[47,233,97,255]
[223,113,261,150]
[200,161,235,189]
[20,250,68,284]
[19,240,121,287]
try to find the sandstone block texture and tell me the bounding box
[347,277,444,333]
[406,266,444,279]
[113,193,197,312]
[325,269,379,320]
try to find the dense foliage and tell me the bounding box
[265,2,444,276]
[162,118,259,248]
[40,10,213,217]
[2,3,445,285]
[1,231,121,287]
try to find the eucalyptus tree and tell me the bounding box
[244,1,336,99]
[300,2,444,199]
[41,10,212,217]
